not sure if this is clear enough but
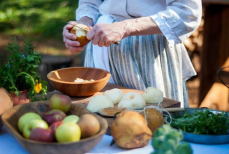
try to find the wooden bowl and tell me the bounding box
[1,101,108,154]
[47,67,111,97]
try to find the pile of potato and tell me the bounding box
[87,87,164,112]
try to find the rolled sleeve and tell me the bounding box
[76,0,102,24]
[151,0,202,44]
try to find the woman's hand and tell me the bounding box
[63,17,93,53]
[87,22,127,47]
[63,21,84,53]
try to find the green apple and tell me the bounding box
[55,122,81,143]
[23,119,48,139]
[18,112,42,132]
[62,115,79,123]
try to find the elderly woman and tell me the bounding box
[62,0,202,108]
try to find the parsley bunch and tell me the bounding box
[0,38,47,101]
[171,109,229,135]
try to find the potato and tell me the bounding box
[111,111,152,149]
[87,95,114,112]
[142,87,163,103]
[118,92,146,109]
[140,108,164,134]
[104,88,124,104]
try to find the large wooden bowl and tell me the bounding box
[47,67,111,97]
[1,101,108,154]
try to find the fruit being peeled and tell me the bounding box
[77,114,100,138]
[49,94,72,113]
[87,95,114,112]
[104,88,124,104]
[142,87,163,103]
[55,122,81,143]
[42,109,66,125]
[118,92,146,109]
[18,112,42,133]
[111,111,152,149]
[140,108,164,134]
[70,23,90,47]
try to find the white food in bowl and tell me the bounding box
[74,78,95,83]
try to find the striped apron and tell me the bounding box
[84,34,191,108]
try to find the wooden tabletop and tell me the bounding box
[36,83,181,135]
[37,83,180,108]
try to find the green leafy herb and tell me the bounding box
[170,109,229,135]
[0,38,47,101]
[151,124,192,154]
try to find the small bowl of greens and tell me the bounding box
[168,108,229,144]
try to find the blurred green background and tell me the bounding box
[0,0,82,60]
[0,0,78,40]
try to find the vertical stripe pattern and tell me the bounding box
[84,34,189,108]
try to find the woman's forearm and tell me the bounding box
[122,17,162,38]
[77,16,94,27]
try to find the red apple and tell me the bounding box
[29,128,55,142]
[42,109,66,125]
[49,94,72,113]
[50,121,63,132]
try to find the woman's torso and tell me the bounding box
[99,0,166,21]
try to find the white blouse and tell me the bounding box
[76,0,202,45]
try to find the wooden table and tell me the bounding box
[37,83,181,135]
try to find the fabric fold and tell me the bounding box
[92,14,115,83]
